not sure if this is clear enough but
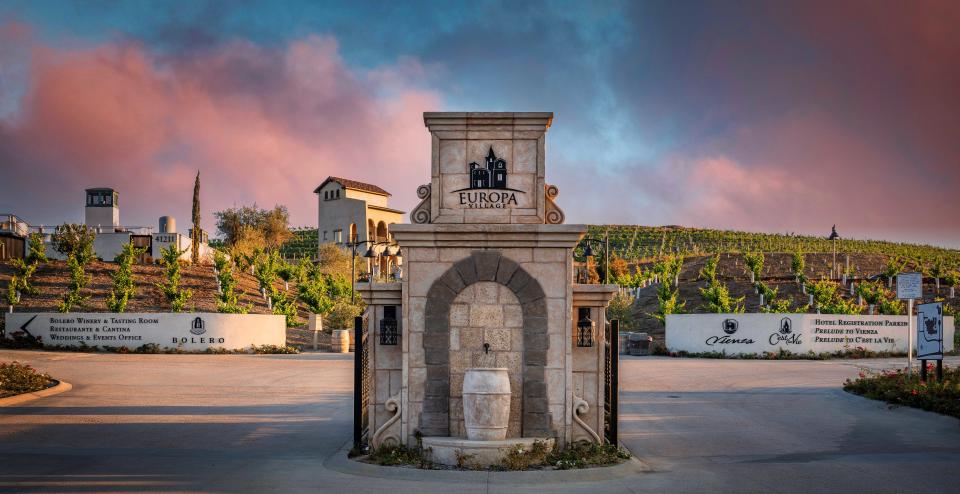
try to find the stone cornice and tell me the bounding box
[572,284,620,305]
[356,282,402,305]
[391,224,586,248]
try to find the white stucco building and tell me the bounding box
[18,187,213,264]
[314,177,404,276]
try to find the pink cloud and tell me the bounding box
[0,32,441,233]
[643,110,960,245]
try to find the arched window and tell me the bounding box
[349,223,357,243]
[368,219,376,241]
[376,221,387,242]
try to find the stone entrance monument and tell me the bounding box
[358,112,617,466]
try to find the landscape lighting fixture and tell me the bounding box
[576,307,595,347]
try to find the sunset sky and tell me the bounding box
[1,1,958,247]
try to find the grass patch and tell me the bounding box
[362,440,631,471]
[366,444,434,469]
[546,441,632,470]
[844,364,960,419]
[0,361,53,398]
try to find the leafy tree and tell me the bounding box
[326,299,364,329]
[191,171,201,265]
[53,223,95,313]
[25,232,47,265]
[52,224,95,266]
[107,242,145,313]
[214,204,292,250]
[606,292,638,331]
[608,255,629,281]
[156,244,192,312]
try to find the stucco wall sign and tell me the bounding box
[666,313,956,355]
[3,312,286,351]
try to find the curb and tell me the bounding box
[322,439,652,484]
[0,380,72,407]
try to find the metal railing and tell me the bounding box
[0,214,29,237]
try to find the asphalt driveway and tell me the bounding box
[1,350,958,493]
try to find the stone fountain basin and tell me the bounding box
[421,437,555,468]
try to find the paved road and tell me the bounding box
[1,351,958,493]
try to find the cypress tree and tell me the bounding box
[192,171,201,264]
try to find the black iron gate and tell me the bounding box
[353,315,370,448]
[604,319,619,445]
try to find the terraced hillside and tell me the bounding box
[584,225,960,264]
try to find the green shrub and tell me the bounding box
[807,280,862,315]
[327,299,364,329]
[25,232,48,265]
[606,292,638,331]
[271,290,299,326]
[250,344,301,354]
[699,283,744,313]
[844,365,960,419]
[156,244,192,312]
[106,242,145,313]
[791,250,806,282]
[253,250,282,298]
[546,442,631,470]
[0,361,53,398]
[698,253,720,285]
[367,444,433,468]
[743,252,764,281]
[58,254,91,312]
[214,251,248,314]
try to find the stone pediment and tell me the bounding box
[409,112,565,225]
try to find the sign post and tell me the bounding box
[897,272,923,374]
[917,302,944,381]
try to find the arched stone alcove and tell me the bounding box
[422,250,550,438]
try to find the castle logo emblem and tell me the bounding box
[780,317,792,334]
[469,147,508,189]
[454,146,524,209]
[190,317,206,335]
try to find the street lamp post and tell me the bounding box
[828,225,840,280]
[580,229,611,284]
[347,237,393,304]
